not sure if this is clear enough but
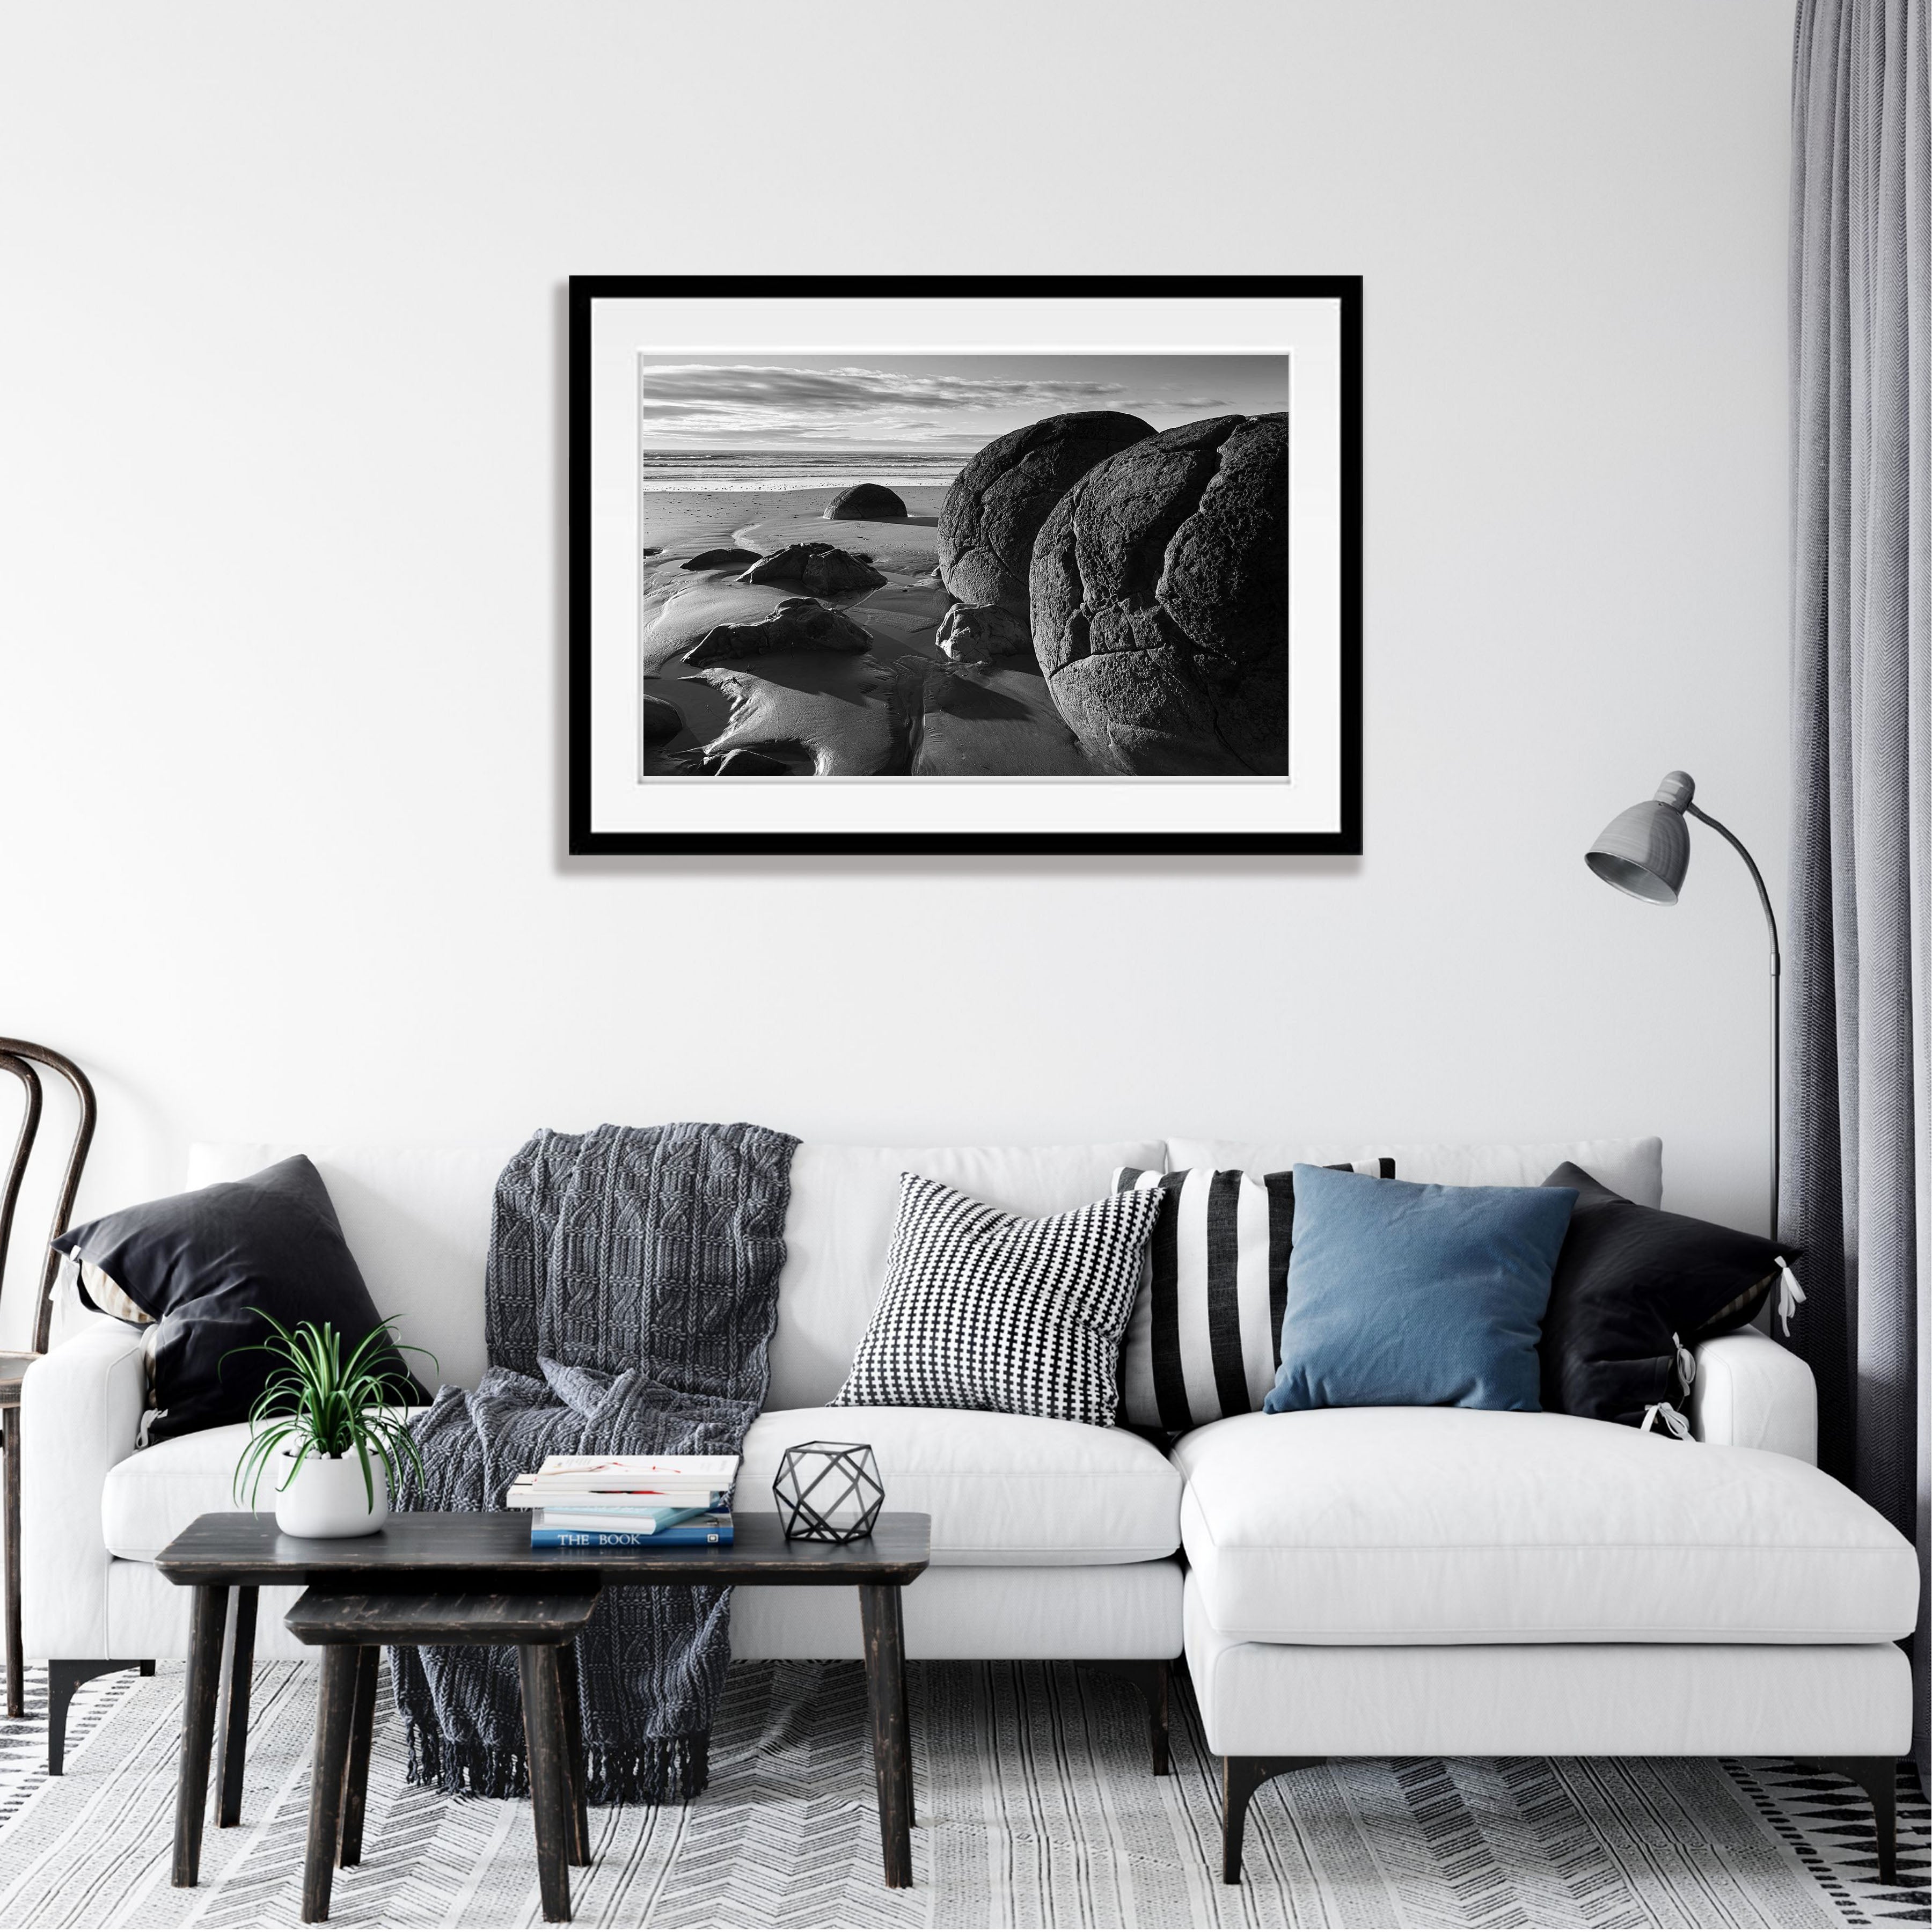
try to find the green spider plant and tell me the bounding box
[228,1312,438,1513]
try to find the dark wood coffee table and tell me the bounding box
[155,1511,932,1891]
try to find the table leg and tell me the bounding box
[337,1646,379,1868]
[173,1583,228,1887]
[555,1639,591,1866]
[3,1403,22,1721]
[302,1646,360,1923]
[215,1585,258,1827]
[859,1583,912,1889]
[888,1587,913,1829]
[517,1644,573,1923]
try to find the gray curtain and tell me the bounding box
[1788,0,1931,1783]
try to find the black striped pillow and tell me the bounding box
[1111,1160,1395,1431]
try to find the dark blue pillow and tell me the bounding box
[1262,1165,1577,1414]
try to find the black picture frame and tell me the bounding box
[568,274,1362,856]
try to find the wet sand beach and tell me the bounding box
[636,485,1096,778]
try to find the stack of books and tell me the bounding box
[507,1453,738,1548]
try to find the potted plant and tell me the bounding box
[230,1313,435,1539]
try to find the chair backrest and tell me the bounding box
[0,1039,97,1355]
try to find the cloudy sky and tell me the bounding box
[634,353,1289,450]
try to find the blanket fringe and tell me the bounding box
[404,1717,709,1805]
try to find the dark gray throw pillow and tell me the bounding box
[1538,1161,1796,1431]
[53,1155,429,1441]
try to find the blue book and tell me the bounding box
[530,1523,734,1549]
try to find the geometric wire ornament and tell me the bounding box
[773,1440,884,1543]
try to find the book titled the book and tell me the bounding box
[530,1518,733,1549]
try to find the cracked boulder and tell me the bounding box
[824,482,907,521]
[737,542,887,594]
[1029,414,1290,775]
[938,410,1154,617]
[684,596,873,667]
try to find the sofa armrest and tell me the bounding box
[1689,1328,1817,1462]
[20,1322,147,1658]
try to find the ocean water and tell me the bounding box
[640,449,968,491]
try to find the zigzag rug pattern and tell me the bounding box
[0,1660,1921,1927]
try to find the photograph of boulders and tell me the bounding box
[635,355,1290,779]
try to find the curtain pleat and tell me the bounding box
[1788,0,1932,1782]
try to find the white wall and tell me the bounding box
[0,1,1796,1339]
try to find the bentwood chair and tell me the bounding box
[0,1040,97,1719]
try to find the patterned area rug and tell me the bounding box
[0,1659,1922,1928]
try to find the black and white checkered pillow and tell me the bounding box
[1113,1159,1395,1431]
[830,1172,1166,1425]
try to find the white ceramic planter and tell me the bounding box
[272,1446,390,1539]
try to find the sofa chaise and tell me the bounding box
[19,1133,1919,1884]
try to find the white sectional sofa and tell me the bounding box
[19,1133,1920,1884]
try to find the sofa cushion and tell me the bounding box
[106,1403,1185,1568]
[741,1407,1181,1564]
[188,1139,1167,1415]
[1167,1138,1663,1207]
[103,1421,259,1561]
[767,1142,1165,1409]
[1174,1408,1920,1643]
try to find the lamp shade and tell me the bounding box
[1585,771,1694,904]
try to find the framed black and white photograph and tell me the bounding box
[568,276,1360,855]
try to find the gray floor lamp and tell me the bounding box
[1585,770,1782,1241]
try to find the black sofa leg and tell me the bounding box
[1806,1757,1899,1886]
[1079,1660,1174,1775]
[48,1659,152,1774]
[1221,1756,1325,1884]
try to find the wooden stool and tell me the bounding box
[284,1586,597,1924]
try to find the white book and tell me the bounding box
[526,1454,740,1490]
[504,1488,728,1512]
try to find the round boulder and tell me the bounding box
[824,483,906,521]
[1029,415,1290,776]
[640,693,684,742]
[938,411,1154,617]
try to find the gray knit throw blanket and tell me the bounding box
[391,1121,798,1805]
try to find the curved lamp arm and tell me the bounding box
[1684,804,1782,1240]
[1685,803,1782,974]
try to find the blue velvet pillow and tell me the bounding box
[1262,1165,1578,1414]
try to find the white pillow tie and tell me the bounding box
[1672,1331,1698,1396]
[1774,1256,1807,1336]
[1642,1402,1693,1440]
